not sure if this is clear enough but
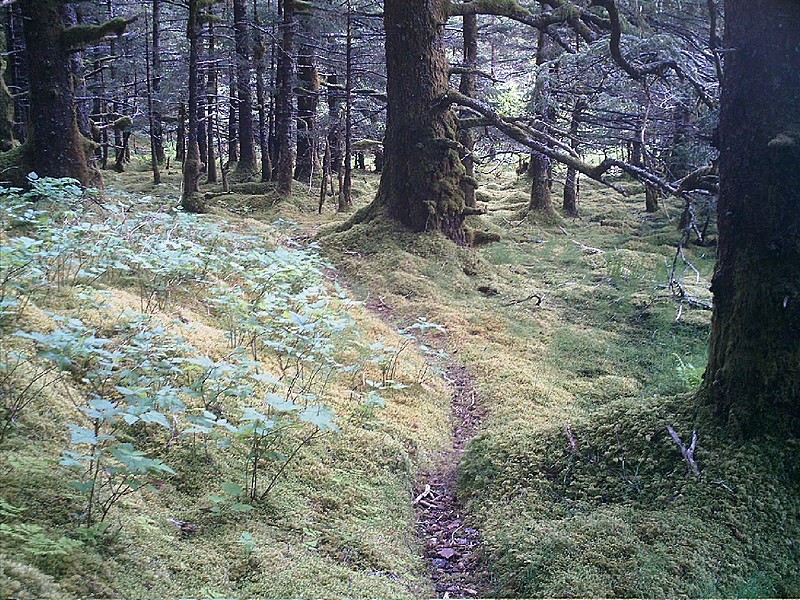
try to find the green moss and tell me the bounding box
[112,116,133,131]
[61,18,129,49]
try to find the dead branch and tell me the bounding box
[571,239,605,254]
[413,484,433,505]
[449,66,500,83]
[589,0,717,109]
[502,293,543,307]
[666,425,701,478]
[565,424,579,453]
[444,90,690,197]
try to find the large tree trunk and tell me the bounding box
[458,11,478,208]
[0,21,16,151]
[181,0,204,212]
[15,0,95,185]
[526,31,555,216]
[274,0,296,196]
[253,0,271,183]
[369,0,467,243]
[151,0,166,164]
[702,0,800,437]
[233,0,257,173]
[294,21,320,183]
[6,5,28,144]
[206,21,218,184]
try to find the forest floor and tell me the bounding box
[414,364,489,598]
[1,158,799,599]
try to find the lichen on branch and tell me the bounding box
[61,16,133,49]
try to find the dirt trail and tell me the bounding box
[414,364,490,598]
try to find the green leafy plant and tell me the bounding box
[206,481,253,516]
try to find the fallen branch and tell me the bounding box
[413,484,432,505]
[571,239,605,254]
[502,292,543,307]
[666,425,701,478]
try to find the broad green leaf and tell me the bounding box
[221,482,244,497]
[299,405,338,432]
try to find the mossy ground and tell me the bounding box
[3,155,798,599]
[230,162,796,598]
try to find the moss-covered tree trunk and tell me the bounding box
[701,0,800,437]
[233,0,257,173]
[371,0,468,243]
[458,10,478,209]
[17,0,92,184]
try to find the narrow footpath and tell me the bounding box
[414,364,491,598]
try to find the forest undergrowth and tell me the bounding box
[0,159,798,599]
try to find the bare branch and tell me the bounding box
[443,89,682,196]
[589,0,716,109]
[667,425,702,478]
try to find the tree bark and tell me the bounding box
[294,21,320,182]
[151,0,166,164]
[339,0,353,210]
[458,10,478,208]
[233,0,257,173]
[227,66,239,164]
[176,103,186,163]
[62,5,90,139]
[562,100,584,217]
[145,8,161,185]
[528,151,553,213]
[181,0,204,212]
[274,0,296,196]
[701,0,800,437]
[326,73,344,177]
[368,0,467,242]
[6,5,28,144]
[206,20,218,184]
[0,19,16,151]
[253,0,271,183]
[527,29,555,216]
[12,0,112,185]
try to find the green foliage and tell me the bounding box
[0,499,82,575]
